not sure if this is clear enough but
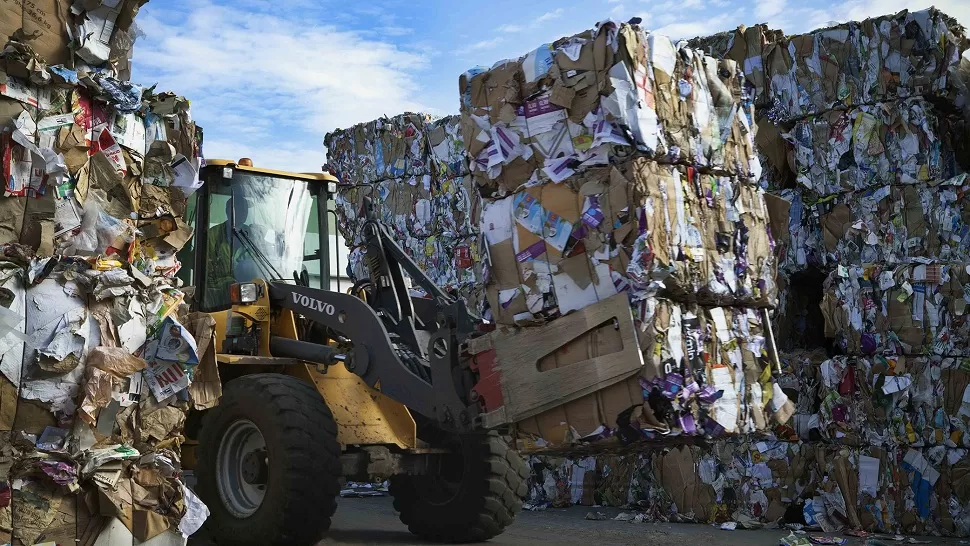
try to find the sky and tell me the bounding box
[130,0,970,174]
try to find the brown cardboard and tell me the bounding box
[487,239,521,289]
[0,97,27,128]
[12,484,62,545]
[13,399,56,434]
[88,346,147,378]
[0,196,26,245]
[0,376,15,430]
[18,191,54,253]
[821,204,852,252]
[517,318,639,443]
[0,0,73,65]
[763,193,791,246]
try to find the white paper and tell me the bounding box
[882,375,913,394]
[179,484,210,537]
[54,195,83,236]
[172,155,203,195]
[118,315,147,355]
[858,455,880,496]
[481,197,514,245]
[110,112,147,155]
[903,449,940,486]
[708,307,731,343]
[550,259,617,315]
[711,367,738,433]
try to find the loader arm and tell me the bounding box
[267,196,481,432]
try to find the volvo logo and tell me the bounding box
[292,292,336,316]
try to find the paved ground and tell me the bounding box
[190,497,966,545]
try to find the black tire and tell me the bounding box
[196,374,341,546]
[390,432,528,543]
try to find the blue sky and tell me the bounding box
[131,0,970,174]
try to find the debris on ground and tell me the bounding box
[340,481,389,498]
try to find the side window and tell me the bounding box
[176,193,198,288]
[303,195,323,289]
[204,192,233,311]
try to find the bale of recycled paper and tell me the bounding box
[328,114,485,309]
[690,8,968,121]
[821,263,970,357]
[458,21,758,196]
[524,437,970,535]
[324,112,435,186]
[482,156,776,326]
[777,98,967,195]
[776,173,970,276]
[0,7,212,541]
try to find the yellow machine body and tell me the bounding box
[191,161,418,454]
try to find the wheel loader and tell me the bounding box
[174,159,528,545]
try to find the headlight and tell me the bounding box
[230,282,259,304]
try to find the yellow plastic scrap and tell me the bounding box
[90,258,125,271]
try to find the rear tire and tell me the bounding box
[196,374,341,546]
[390,432,528,543]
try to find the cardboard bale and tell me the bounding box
[0,10,212,542]
[324,112,435,186]
[695,8,967,121]
[481,158,776,326]
[329,114,484,310]
[781,98,967,195]
[777,174,970,275]
[822,264,970,356]
[523,439,970,535]
[459,21,759,196]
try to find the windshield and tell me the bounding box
[204,171,313,309]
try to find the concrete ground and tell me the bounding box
[190,497,966,545]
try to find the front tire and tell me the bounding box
[196,374,341,546]
[390,432,528,543]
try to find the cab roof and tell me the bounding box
[205,159,338,183]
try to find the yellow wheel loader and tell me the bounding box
[175,159,527,545]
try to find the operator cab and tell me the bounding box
[176,159,338,313]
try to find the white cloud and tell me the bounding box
[537,8,565,24]
[495,7,569,35]
[653,10,743,39]
[682,0,704,8]
[379,26,414,37]
[755,0,787,21]
[457,37,505,54]
[204,139,327,175]
[610,3,626,17]
[132,1,434,173]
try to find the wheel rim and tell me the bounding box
[216,419,268,518]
